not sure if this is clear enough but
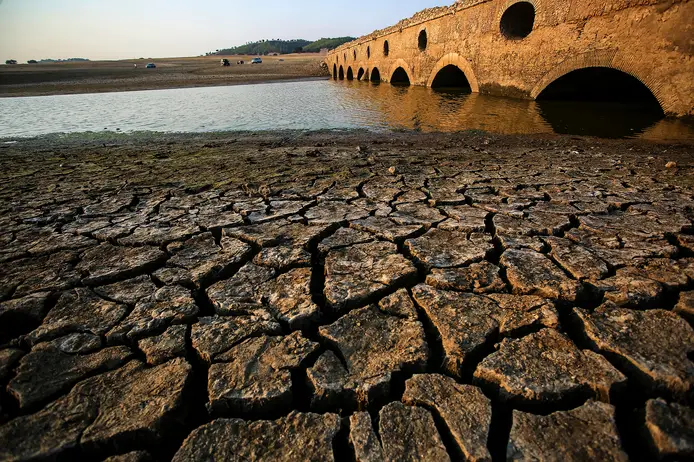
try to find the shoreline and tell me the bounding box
[2,128,694,147]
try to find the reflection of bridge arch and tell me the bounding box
[426,53,479,93]
[530,50,668,113]
[386,59,414,85]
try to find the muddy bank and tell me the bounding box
[0,130,693,461]
[0,55,329,97]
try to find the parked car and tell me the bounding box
[251,57,262,64]
[146,63,156,69]
[27,60,38,64]
[5,60,17,65]
[221,58,230,67]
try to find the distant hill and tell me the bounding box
[303,37,356,52]
[211,37,355,56]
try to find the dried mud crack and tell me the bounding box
[0,130,693,461]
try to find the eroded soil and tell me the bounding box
[0,131,693,461]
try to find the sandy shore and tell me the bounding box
[0,54,330,97]
[0,130,693,461]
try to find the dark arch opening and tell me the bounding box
[353,50,357,60]
[500,2,535,40]
[537,67,662,105]
[370,67,381,83]
[338,66,344,80]
[347,67,354,80]
[367,46,371,58]
[390,67,410,86]
[536,67,664,138]
[418,30,428,51]
[384,41,390,57]
[431,65,472,92]
[343,53,347,62]
[357,68,365,80]
[332,64,337,80]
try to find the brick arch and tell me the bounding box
[426,53,479,92]
[529,49,671,113]
[386,59,414,84]
[356,62,369,80]
[498,0,541,20]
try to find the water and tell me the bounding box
[1,79,692,141]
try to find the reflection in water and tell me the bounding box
[536,101,665,139]
[0,79,692,142]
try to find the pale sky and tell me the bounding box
[0,0,450,62]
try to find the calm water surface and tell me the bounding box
[1,79,692,141]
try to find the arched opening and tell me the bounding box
[536,67,664,138]
[332,64,337,80]
[353,50,357,60]
[390,67,410,86]
[431,65,472,92]
[367,46,371,59]
[418,30,428,51]
[500,2,535,40]
[371,67,381,83]
[347,67,354,81]
[357,68,365,81]
[343,53,347,62]
[384,41,390,57]
[338,66,345,80]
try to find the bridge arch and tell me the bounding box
[426,53,479,92]
[338,65,345,80]
[332,64,337,80]
[387,59,414,85]
[370,67,381,83]
[357,68,365,81]
[530,50,669,113]
[347,67,354,80]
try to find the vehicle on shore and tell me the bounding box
[251,57,262,64]
[146,63,156,69]
[221,59,230,67]
[5,60,17,65]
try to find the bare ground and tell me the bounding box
[0,54,330,97]
[0,130,693,461]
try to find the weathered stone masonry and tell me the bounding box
[327,0,694,117]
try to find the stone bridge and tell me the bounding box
[326,0,693,117]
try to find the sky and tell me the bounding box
[0,0,450,62]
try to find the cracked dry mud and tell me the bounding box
[0,131,693,461]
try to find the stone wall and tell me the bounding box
[326,0,694,117]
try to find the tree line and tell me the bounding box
[209,37,355,56]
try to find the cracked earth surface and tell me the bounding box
[0,131,693,461]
